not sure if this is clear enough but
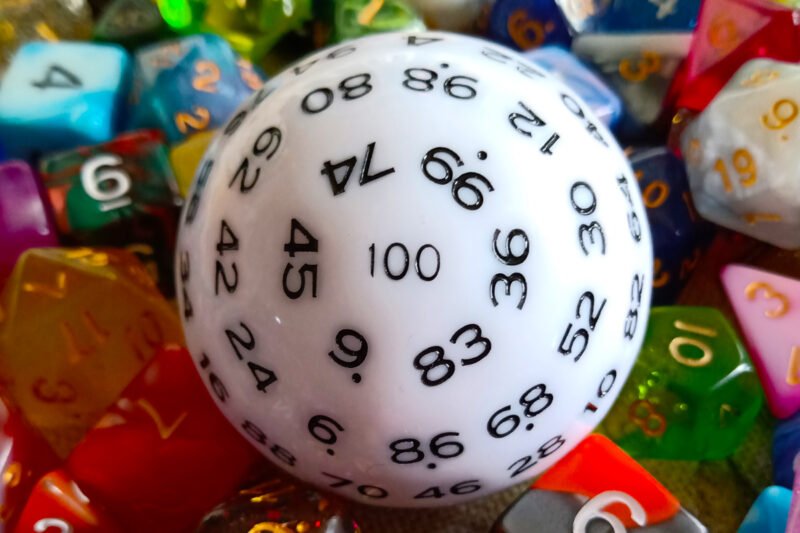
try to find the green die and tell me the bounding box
[329,0,425,44]
[600,306,763,460]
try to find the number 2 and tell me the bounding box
[175,106,210,135]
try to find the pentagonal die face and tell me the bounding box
[681,59,800,249]
[176,31,653,507]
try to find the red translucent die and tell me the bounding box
[0,395,59,530]
[14,470,122,533]
[66,345,263,532]
[675,0,800,112]
[533,434,680,527]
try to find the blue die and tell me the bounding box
[629,146,712,305]
[738,486,791,533]
[557,0,701,33]
[524,46,621,128]
[0,42,130,159]
[130,34,262,142]
[773,413,800,488]
[487,0,572,50]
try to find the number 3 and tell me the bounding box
[572,491,646,533]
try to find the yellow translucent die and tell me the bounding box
[169,130,216,197]
[0,248,184,457]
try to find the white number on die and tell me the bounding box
[80,153,132,212]
[572,490,647,533]
[34,518,73,533]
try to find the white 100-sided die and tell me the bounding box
[176,31,653,507]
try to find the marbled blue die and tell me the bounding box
[130,34,259,142]
[525,46,621,128]
[0,41,130,159]
[629,146,713,305]
[555,0,701,33]
[487,0,572,51]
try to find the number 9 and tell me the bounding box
[572,491,646,533]
[80,153,130,202]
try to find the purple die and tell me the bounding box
[0,161,58,281]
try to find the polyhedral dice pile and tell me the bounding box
[0,0,799,532]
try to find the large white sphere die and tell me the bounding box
[176,31,653,507]
[681,58,800,249]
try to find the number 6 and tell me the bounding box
[572,491,646,533]
[81,153,130,202]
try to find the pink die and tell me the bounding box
[721,264,800,418]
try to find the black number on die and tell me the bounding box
[561,93,608,147]
[506,435,566,478]
[241,419,296,466]
[293,46,356,76]
[328,328,368,383]
[321,472,389,499]
[570,181,606,255]
[413,324,492,386]
[487,384,554,438]
[282,218,319,299]
[490,229,530,310]
[322,142,395,196]
[421,147,493,210]
[389,431,464,466]
[617,175,644,243]
[403,68,478,99]
[558,291,607,362]
[178,251,192,320]
[215,219,239,295]
[624,273,645,340]
[308,415,344,454]
[584,369,618,414]
[32,65,82,89]
[414,480,481,499]
[301,73,372,114]
[508,101,560,155]
[225,322,278,393]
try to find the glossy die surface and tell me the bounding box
[600,306,763,460]
[738,486,791,533]
[486,0,572,50]
[14,470,122,533]
[66,345,262,532]
[722,264,800,418]
[131,34,262,142]
[681,59,800,249]
[0,248,183,457]
[0,395,59,530]
[0,161,59,283]
[0,42,130,159]
[555,0,700,33]
[176,31,652,506]
[530,435,681,527]
[630,147,707,304]
[39,130,181,293]
[525,46,622,128]
[169,130,217,197]
[675,0,800,112]
[197,476,360,533]
[572,33,691,133]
